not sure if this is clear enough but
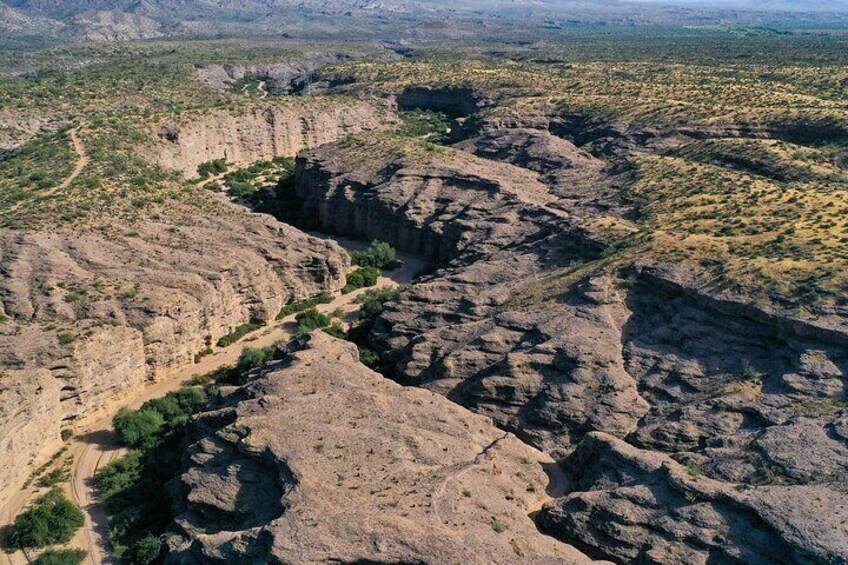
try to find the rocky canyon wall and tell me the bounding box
[0,98,393,500]
[286,121,848,564]
[146,100,394,177]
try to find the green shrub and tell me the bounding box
[357,286,402,323]
[217,321,263,347]
[227,180,256,199]
[35,549,87,565]
[277,293,332,319]
[124,535,161,564]
[343,267,380,294]
[197,159,227,179]
[58,332,75,345]
[113,408,164,448]
[7,488,85,549]
[359,348,379,367]
[140,387,209,423]
[323,322,346,339]
[351,241,398,269]
[236,346,274,372]
[296,308,330,335]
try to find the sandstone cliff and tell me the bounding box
[0,212,349,498]
[0,98,394,500]
[165,332,598,565]
[146,99,394,177]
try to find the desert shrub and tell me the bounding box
[123,535,161,564]
[217,320,263,347]
[236,346,274,372]
[359,348,379,367]
[296,308,330,334]
[351,241,398,269]
[57,332,76,345]
[197,159,227,179]
[323,322,346,339]
[226,180,256,199]
[35,549,88,565]
[357,286,402,323]
[7,488,85,549]
[113,408,164,448]
[343,267,380,294]
[141,387,209,423]
[277,292,332,319]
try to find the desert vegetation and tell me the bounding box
[6,488,85,550]
[98,347,276,564]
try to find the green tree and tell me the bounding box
[8,488,85,549]
[113,407,164,448]
[125,535,162,564]
[296,308,330,334]
[237,346,274,372]
[351,241,397,269]
[343,267,380,294]
[35,549,88,565]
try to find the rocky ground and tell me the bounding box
[165,332,600,564]
[285,86,848,563]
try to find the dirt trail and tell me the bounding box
[5,127,88,217]
[1,242,425,565]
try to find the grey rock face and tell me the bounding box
[292,120,848,563]
[165,332,598,565]
[539,432,848,565]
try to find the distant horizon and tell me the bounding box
[624,0,848,12]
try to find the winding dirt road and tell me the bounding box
[1,240,425,565]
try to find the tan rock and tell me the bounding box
[166,332,597,565]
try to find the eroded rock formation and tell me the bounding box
[165,332,598,564]
[146,100,394,177]
[0,211,349,496]
[290,111,848,563]
[0,98,394,499]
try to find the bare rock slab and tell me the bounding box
[166,332,598,565]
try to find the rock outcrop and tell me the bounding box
[68,10,163,41]
[293,134,609,268]
[0,367,63,496]
[145,100,394,177]
[539,432,848,565]
[290,117,848,563]
[0,209,349,498]
[165,332,598,565]
[194,50,400,95]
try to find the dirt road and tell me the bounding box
[1,242,425,565]
[5,127,88,217]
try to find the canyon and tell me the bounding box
[1,37,847,564]
[0,98,390,503]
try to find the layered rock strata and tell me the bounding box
[0,211,349,497]
[146,100,393,177]
[0,99,392,498]
[291,119,848,563]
